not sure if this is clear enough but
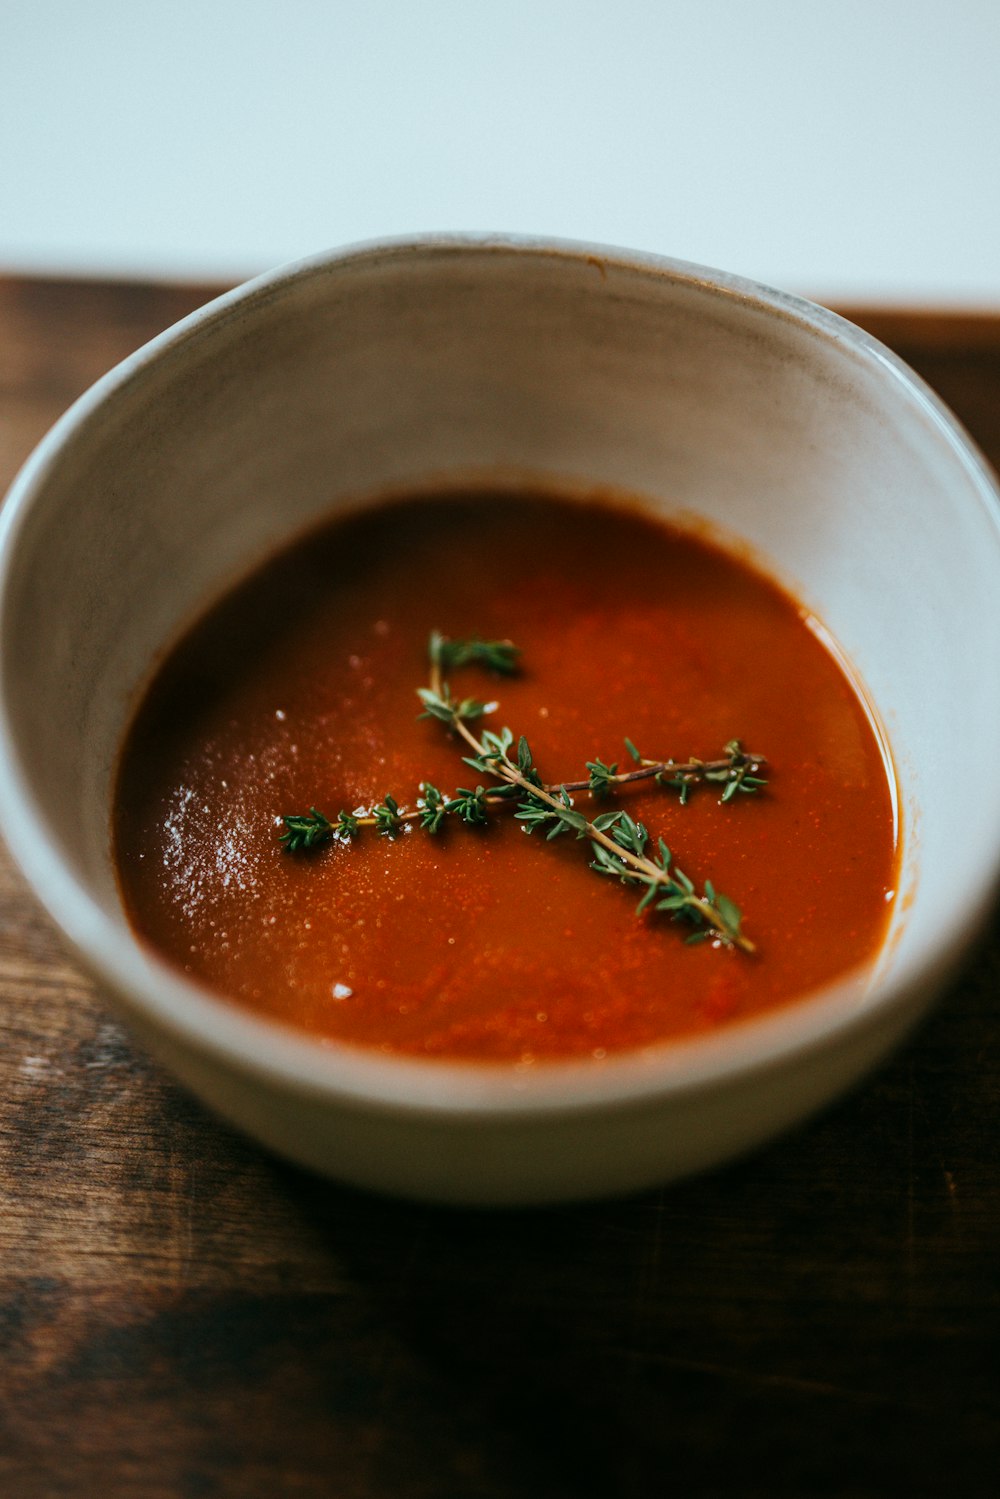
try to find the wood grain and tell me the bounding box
[1,277,998,1499]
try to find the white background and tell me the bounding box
[3,0,999,303]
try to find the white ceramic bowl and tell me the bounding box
[2,237,1000,1205]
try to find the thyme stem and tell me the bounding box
[559,753,767,797]
[312,747,766,834]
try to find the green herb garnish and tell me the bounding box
[279,634,767,953]
[279,807,335,853]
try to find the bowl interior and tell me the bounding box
[3,241,1000,1041]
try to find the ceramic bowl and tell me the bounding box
[2,237,999,1205]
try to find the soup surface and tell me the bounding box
[114,493,898,1062]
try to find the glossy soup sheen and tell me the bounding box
[114,493,898,1063]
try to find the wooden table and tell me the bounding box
[1,278,998,1498]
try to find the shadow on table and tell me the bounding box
[285,958,999,1499]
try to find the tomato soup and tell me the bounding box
[113,493,898,1062]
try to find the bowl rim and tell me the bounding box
[2,231,1000,1119]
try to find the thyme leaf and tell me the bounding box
[429,630,520,676]
[373,794,404,837]
[280,807,334,852]
[446,786,490,825]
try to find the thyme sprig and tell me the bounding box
[420,662,754,952]
[563,741,766,803]
[278,634,764,953]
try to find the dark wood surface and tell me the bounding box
[1,277,998,1498]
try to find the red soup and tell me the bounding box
[114,492,898,1063]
